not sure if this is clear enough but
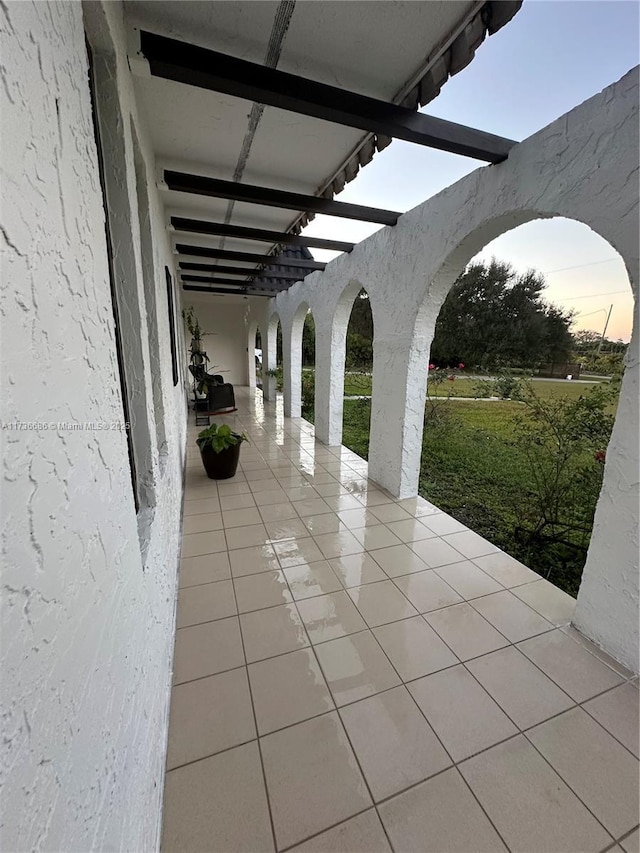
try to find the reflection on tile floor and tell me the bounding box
[162,389,639,853]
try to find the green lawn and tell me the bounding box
[339,382,618,597]
[343,372,603,400]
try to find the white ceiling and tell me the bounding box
[124,1,515,297]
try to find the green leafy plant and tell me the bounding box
[345,332,373,368]
[513,383,615,587]
[197,423,247,453]
[182,306,212,354]
[182,306,201,338]
[472,369,530,400]
[424,364,464,426]
[195,367,227,397]
[301,370,315,419]
[265,367,284,391]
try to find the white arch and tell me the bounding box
[246,319,259,389]
[264,69,638,670]
[261,311,281,402]
[283,301,311,418]
[315,281,370,445]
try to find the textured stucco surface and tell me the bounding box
[1,2,187,849]
[183,296,253,387]
[265,69,639,671]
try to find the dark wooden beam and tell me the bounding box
[183,285,273,297]
[182,274,249,285]
[183,284,245,295]
[175,244,326,269]
[165,170,400,226]
[172,217,354,252]
[179,262,257,276]
[178,262,308,280]
[181,274,289,290]
[140,31,516,163]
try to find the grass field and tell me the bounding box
[343,372,604,400]
[338,380,619,597]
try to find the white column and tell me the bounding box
[283,320,303,418]
[262,319,278,402]
[314,313,348,446]
[573,318,639,673]
[368,331,430,498]
[247,323,257,389]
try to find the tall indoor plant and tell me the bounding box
[182,306,205,356]
[196,423,247,479]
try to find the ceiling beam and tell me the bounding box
[181,274,251,285]
[175,244,326,269]
[139,30,516,163]
[181,274,289,290]
[183,284,247,295]
[182,283,282,296]
[178,262,307,280]
[172,217,354,252]
[164,170,400,226]
[182,285,274,297]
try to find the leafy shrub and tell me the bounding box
[513,383,615,583]
[301,371,315,420]
[425,365,463,426]
[471,369,529,400]
[265,367,283,391]
[197,423,247,453]
[346,333,373,368]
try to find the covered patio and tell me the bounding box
[167,388,638,852]
[3,1,638,850]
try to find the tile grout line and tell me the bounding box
[181,401,638,848]
[170,623,636,808]
[522,728,618,845]
[229,562,280,853]
[325,598,517,853]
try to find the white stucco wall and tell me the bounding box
[183,296,253,386]
[266,68,639,671]
[1,2,187,850]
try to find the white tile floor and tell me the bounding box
[162,388,639,853]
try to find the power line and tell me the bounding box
[556,289,629,301]
[576,308,609,318]
[543,258,621,275]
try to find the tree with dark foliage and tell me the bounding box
[431,260,574,368]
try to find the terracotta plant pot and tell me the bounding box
[198,440,242,480]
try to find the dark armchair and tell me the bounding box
[188,364,236,413]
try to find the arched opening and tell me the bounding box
[247,321,263,390]
[341,287,374,460]
[415,216,634,599]
[284,302,315,420]
[265,313,283,402]
[301,308,315,422]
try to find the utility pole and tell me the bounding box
[596,304,613,354]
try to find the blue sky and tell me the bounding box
[303,0,638,341]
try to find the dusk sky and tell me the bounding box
[303,0,638,342]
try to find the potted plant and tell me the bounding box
[182,306,205,354]
[196,423,247,479]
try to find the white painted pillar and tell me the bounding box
[262,319,278,402]
[368,331,430,498]
[314,314,348,446]
[573,317,640,673]
[283,320,303,418]
[247,323,257,389]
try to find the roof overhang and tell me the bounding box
[124,0,522,297]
